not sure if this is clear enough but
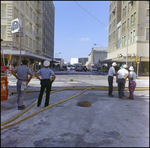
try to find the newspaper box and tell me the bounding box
[1,66,8,101]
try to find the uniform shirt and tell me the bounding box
[36,67,54,80]
[108,66,116,77]
[129,71,136,81]
[117,68,129,79]
[13,65,32,80]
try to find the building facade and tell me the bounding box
[1,1,55,71]
[107,1,149,76]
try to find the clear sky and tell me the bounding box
[53,1,109,63]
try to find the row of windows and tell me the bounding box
[109,19,116,31]
[109,31,116,42]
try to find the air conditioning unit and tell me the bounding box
[132,53,136,57]
[128,53,132,56]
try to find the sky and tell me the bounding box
[53,1,109,63]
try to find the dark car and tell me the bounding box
[76,66,87,72]
[62,65,67,71]
[59,67,64,71]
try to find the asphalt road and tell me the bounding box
[1,71,149,147]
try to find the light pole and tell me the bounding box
[94,43,104,73]
[126,28,129,66]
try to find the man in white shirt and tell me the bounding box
[108,62,117,97]
[116,64,129,99]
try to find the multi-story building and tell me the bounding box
[1,1,55,71]
[107,1,149,76]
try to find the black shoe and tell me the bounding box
[37,104,40,107]
[18,106,26,110]
[109,94,114,97]
[119,97,123,99]
[22,105,26,107]
[44,105,49,108]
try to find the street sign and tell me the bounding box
[11,18,22,34]
[136,56,140,64]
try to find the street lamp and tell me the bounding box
[94,43,104,73]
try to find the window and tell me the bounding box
[130,32,132,43]
[25,35,28,46]
[125,6,126,16]
[1,4,6,17]
[146,28,149,40]
[29,38,32,48]
[147,9,149,21]
[123,8,124,17]
[133,12,136,23]
[131,14,133,25]
[26,19,28,31]
[1,26,6,39]
[124,21,126,31]
[124,36,126,45]
[127,18,129,28]
[29,23,32,33]
[133,30,135,42]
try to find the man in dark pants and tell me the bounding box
[108,62,117,97]
[116,65,129,99]
[35,60,56,107]
[12,59,33,110]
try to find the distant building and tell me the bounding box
[88,47,108,65]
[107,1,149,76]
[70,57,88,65]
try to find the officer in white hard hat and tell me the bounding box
[108,62,117,97]
[35,60,56,107]
[116,64,129,99]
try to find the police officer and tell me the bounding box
[116,64,129,99]
[12,59,33,110]
[108,62,117,97]
[35,60,56,107]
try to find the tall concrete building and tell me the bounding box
[1,1,55,71]
[107,1,149,76]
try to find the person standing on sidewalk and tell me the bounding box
[127,66,136,100]
[12,59,33,110]
[116,64,129,99]
[35,60,56,107]
[108,62,117,97]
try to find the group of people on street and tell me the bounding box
[108,62,137,100]
[12,59,56,110]
[12,59,136,110]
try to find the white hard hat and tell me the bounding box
[129,66,134,71]
[112,62,117,66]
[44,60,50,67]
[123,64,128,69]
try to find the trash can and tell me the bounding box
[1,66,8,101]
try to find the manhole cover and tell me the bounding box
[77,101,91,107]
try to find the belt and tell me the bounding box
[18,79,28,81]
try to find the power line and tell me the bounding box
[74,1,108,29]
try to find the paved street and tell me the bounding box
[1,71,149,147]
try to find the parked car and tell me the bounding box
[59,67,64,71]
[76,66,87,72]
[62,65,67,71]
[92,66,98,71]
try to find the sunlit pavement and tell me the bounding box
[1,72,149,147]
